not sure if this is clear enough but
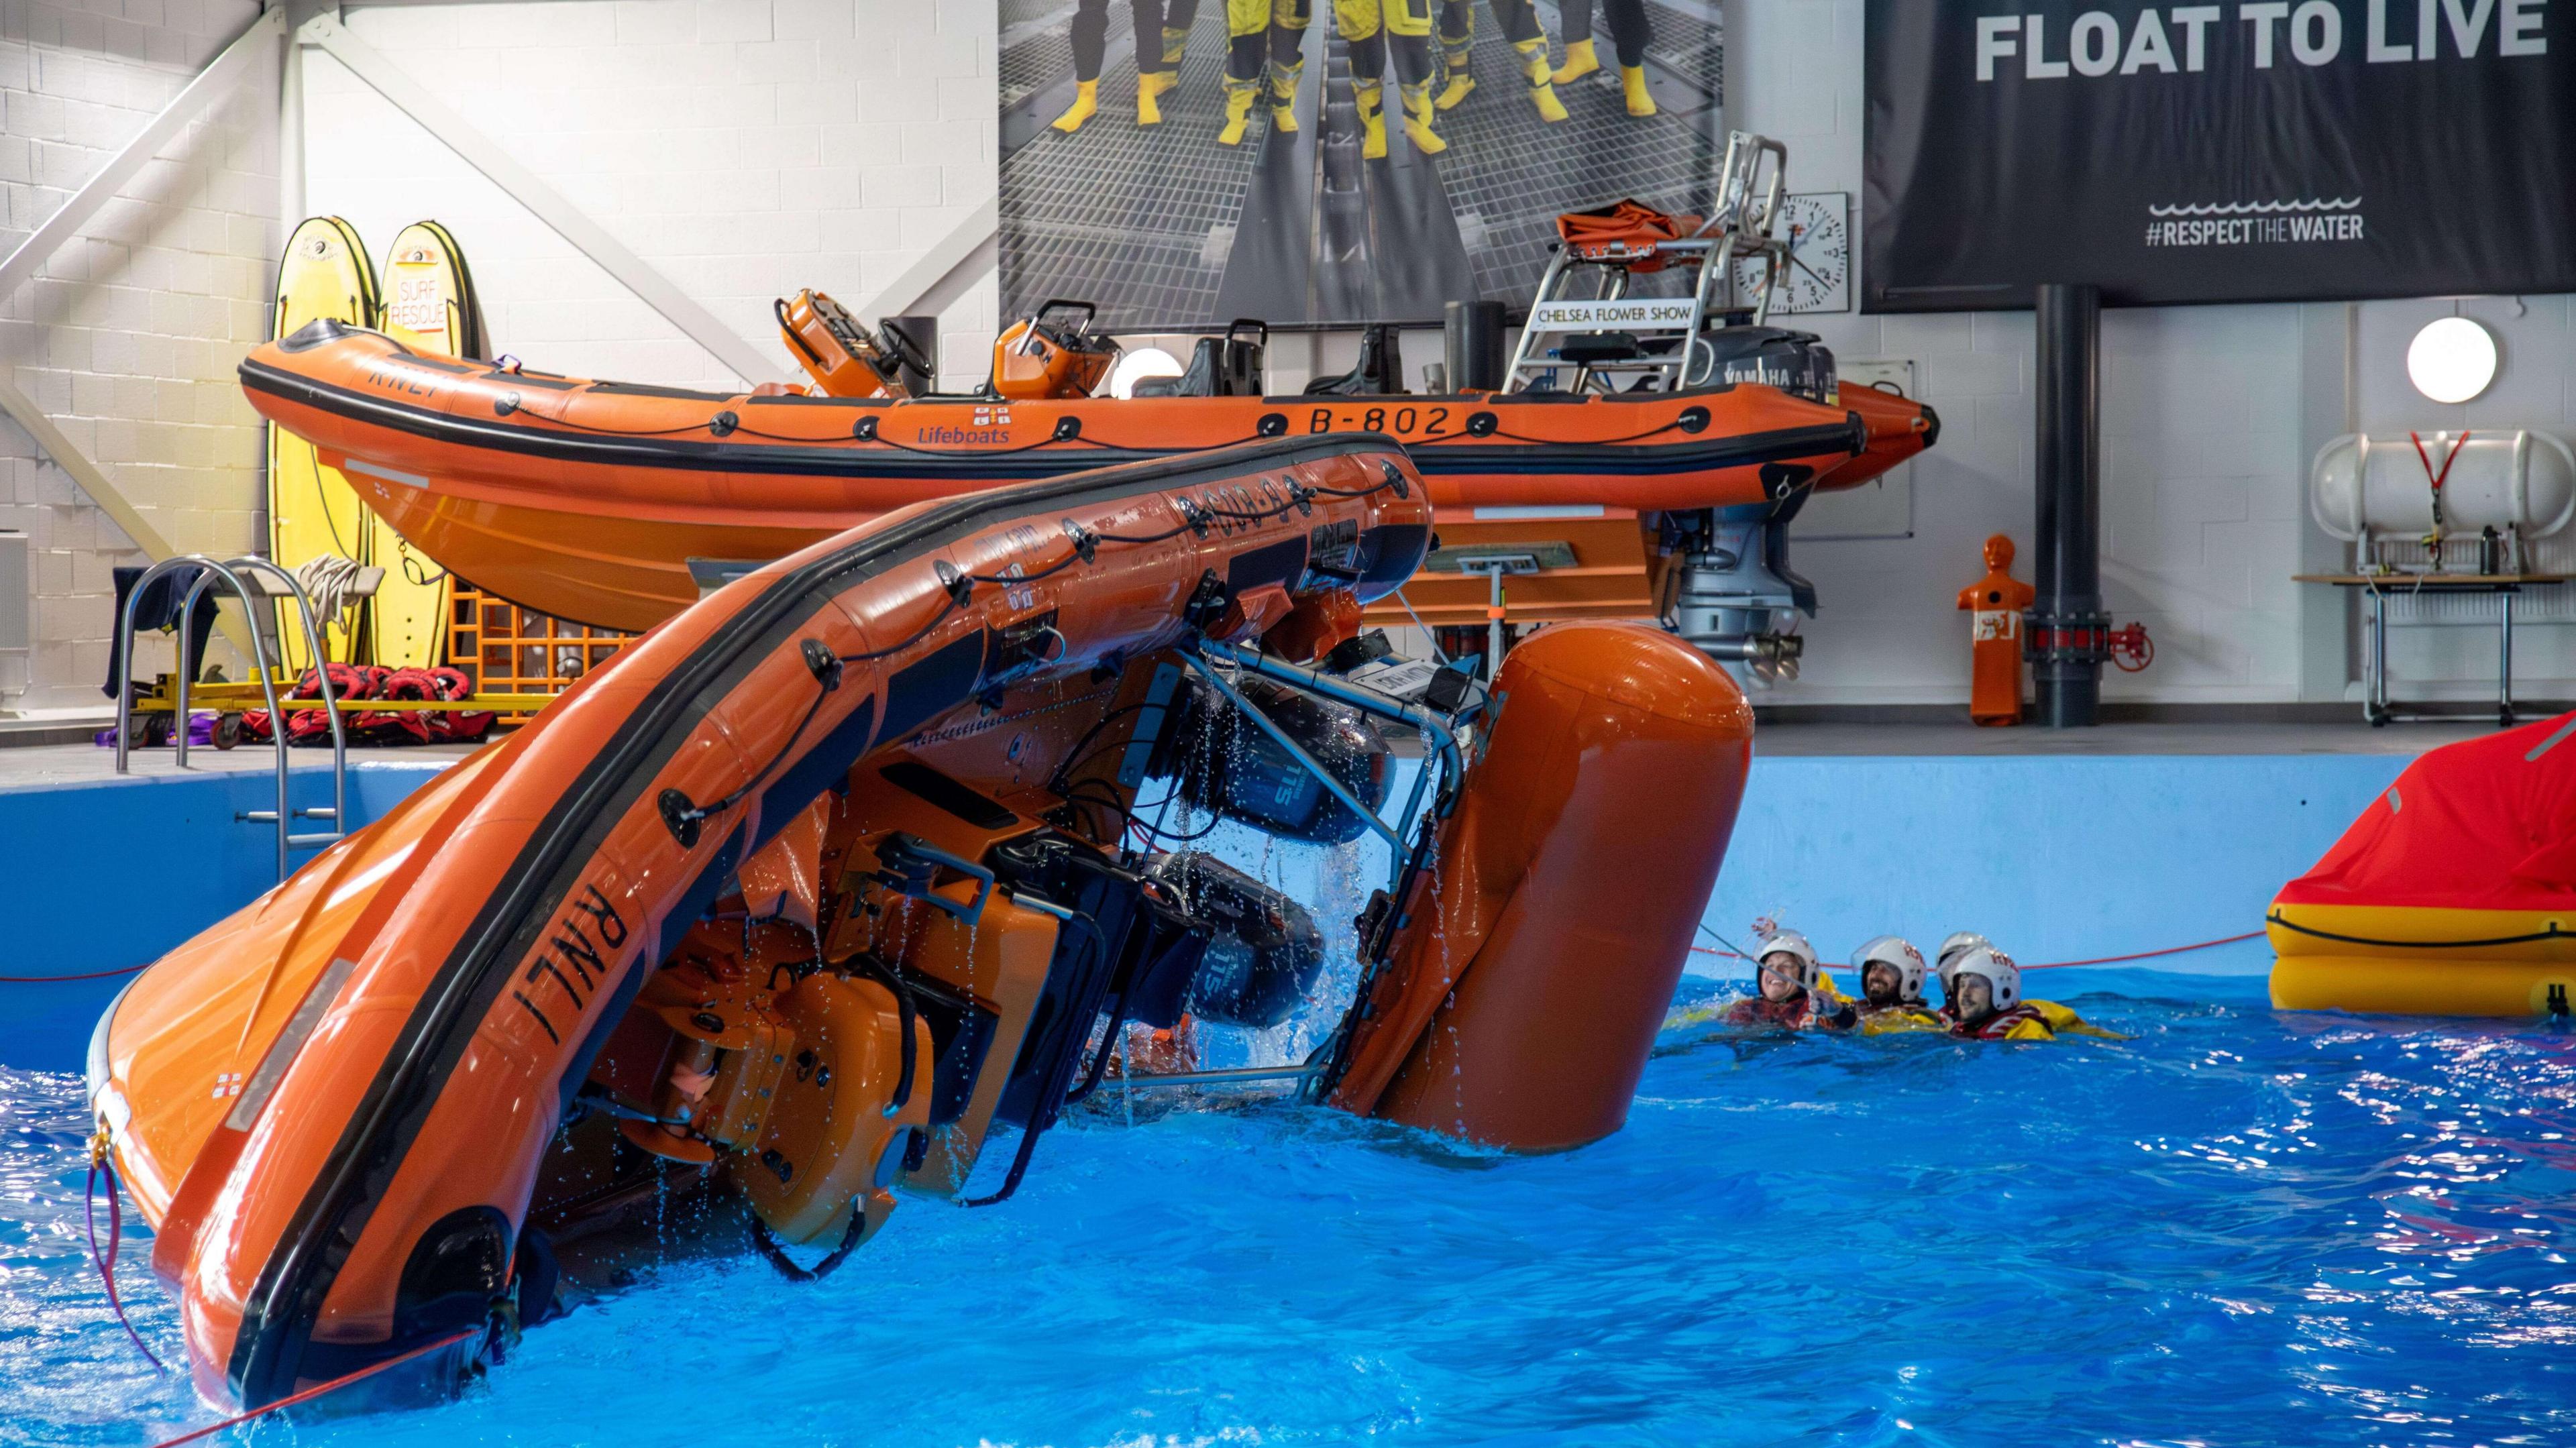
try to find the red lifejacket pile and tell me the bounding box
[242,664,498,746]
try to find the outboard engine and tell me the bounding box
[1156,677,1392,845]
[1664,502,1815,685]
[1700,325,1835,405]
[1150,852,1327,1028]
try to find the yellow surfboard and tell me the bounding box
[268,217,379,672]
[366,221,486,669]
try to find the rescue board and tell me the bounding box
[267,217,378,671]
[365,221,484,667]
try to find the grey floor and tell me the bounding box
[0,737,475,789]
[0,713,2486,797]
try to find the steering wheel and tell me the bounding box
[875,321,936,383]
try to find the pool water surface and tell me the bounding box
[5,970,2572,1447]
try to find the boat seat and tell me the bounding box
[1136,323,1269,398]
[1304,323,1406,396]
[1558,332,1644,365]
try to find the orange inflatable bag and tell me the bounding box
[991,300,1120,401]
[1555,200,1706,271]
[1957,534,2034,726]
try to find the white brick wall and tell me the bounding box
[303,0,1000,394]
[1727,0,2576,706]
[1,0,276,711]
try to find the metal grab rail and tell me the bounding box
[1503,129,1795,396]
[113,555,349,879]
[1183,636,1468,891]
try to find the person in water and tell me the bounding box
[1933,932,2123,1038]
[1933,930,1991,1012]
[1724,930,1857,1030]
[1849,935,1941,1033]
[1944,947,2055,1040]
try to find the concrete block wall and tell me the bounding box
[302,0,1001,395]
[0,0,278,712]
[1725,0,2576,706]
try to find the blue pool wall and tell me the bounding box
[1700,753,2407,985]
[1,761,449,1073]
[0,749,2409,1072]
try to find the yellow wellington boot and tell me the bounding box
[1051,78,1099,133]
[1436,21,1476,109]
[1552,36,1599,83]
[1516,39,1568,122]
[1355,79,1388,159]
[1218,76,1260,144]
[1270,60,1302,132]
[1138,68,1177,124]
[1400,78,1448,153]
[1163,25,1190,65]
[1621,63,1656,116]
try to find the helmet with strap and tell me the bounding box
[1754,930,1821,992]
[1851,935,1928,1003]
[1949,946,2022,1011]
[1935,932,1992,990]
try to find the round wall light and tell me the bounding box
[2406,316,2499,405]
[1108,346,1184,398]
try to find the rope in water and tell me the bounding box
[141,1329,479,1448]
[85,1144,166,1374]
[1689,930,2267,972]
[0,964,148,983]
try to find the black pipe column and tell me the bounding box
[2032,283,2106,728]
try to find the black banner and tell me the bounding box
[1864,0,2576,311]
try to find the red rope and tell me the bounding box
[145,1329,479,1448]
[2014,930,2265,970]
[1690,930,2265,970]
[86,1148,167,1374]
[1,964,148,983]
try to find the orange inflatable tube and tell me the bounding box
[237,321,1886,631]
[1329,624,1752,1149]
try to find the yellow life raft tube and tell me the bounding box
[2269,712,2576,1017]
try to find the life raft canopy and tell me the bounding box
[2269,710,2576,1017]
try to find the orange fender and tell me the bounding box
[1330,622,1754,1150]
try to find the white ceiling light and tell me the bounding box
[2406,317,2499,405]
[1108,346,1184,398]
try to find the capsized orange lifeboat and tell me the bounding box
[89,435,1753,1409]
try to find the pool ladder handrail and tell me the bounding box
[113,555,349,880]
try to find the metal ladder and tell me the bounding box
[113,555,349,880]
[1503,131,1794,396]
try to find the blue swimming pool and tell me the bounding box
[7,968,2570,1447]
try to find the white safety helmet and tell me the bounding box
[1935,932,1993,988]
[1947,946,2022,1011]
[1851,935,1928,1003]
[1754,930,1821,991]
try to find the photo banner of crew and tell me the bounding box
[999,0,1724,336]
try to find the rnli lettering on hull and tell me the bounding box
[510,884,629,1047]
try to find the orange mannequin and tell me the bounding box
[1957,534,2035,726]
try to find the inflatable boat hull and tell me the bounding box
[93,435,1433,1407]
[238,324,1890,630]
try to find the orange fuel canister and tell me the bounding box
[1958,534,2035,727]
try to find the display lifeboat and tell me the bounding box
[233,137,1933,671]
[89,434,1757,1409]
